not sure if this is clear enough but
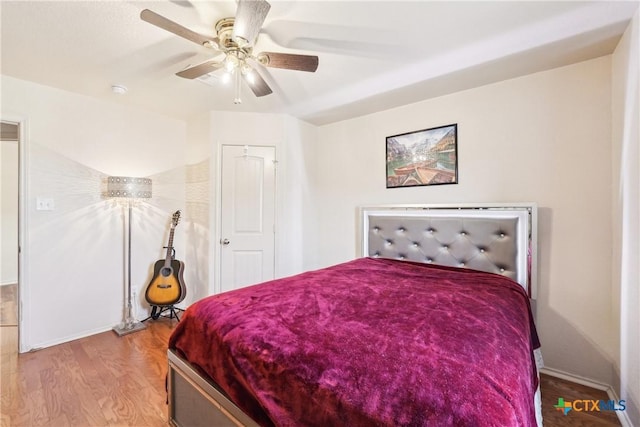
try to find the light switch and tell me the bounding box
[36,197,55,211]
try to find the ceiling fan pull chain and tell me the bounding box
[234,69,242,105]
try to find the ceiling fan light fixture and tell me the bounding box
[244,71,255,85]
[225,55,238,72]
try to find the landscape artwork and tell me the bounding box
[386,124,458,188]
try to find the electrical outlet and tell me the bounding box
[36,197,55,211]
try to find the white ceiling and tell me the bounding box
[1,1,638,125]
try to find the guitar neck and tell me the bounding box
[164,227,176,267]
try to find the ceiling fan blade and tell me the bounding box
[232,0,271,47]
[263,20,399,58]
[243,67,273,97]
[176,61,224,79]
[169,0,193,7]
[256,52,319,72]
[140,9,219,49]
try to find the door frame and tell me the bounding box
[214,143,277,295]
[1,113,30,353]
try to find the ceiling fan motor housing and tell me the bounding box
[216,18,251,54]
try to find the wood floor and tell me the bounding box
[539,374,622,427]
[1,316,176,427]
[0,284,18,326]
[0,285,624,426]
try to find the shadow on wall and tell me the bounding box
[148,159,211,307]
[27,143,156,341]
[535,207,615,386]
[29,143,210,322]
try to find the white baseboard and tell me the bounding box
[540,367,633,427]
[24,325,114,353]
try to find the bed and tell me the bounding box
[167,203,543,427]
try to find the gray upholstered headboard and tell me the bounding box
[359,203,537,298]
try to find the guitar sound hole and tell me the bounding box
[161,267,173,277]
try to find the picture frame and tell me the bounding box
[386,123,458,188]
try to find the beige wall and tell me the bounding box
[311,57,616,385]
[1,139,19,285]
[1,75,187,351]
[185,111,316,296]
[612,9,640,424]
[183,112,215,306]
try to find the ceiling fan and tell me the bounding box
[140,0,319,104]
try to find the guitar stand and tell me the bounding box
[142,305,184,323]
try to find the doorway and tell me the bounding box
[1,121,20,356]
[219,145,276,293]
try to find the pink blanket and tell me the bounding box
[169,257,540,426]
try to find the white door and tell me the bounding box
[220,145,276,293]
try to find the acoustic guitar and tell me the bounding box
[145,210,186,307]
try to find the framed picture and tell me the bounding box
[386,123,458,188]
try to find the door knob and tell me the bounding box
[221,238,230,245]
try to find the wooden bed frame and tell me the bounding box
[168,349,259,427]
[167,203,540,427]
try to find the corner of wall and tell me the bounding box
[611,7,640,425]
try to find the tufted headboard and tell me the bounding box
[359,203,538,298]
